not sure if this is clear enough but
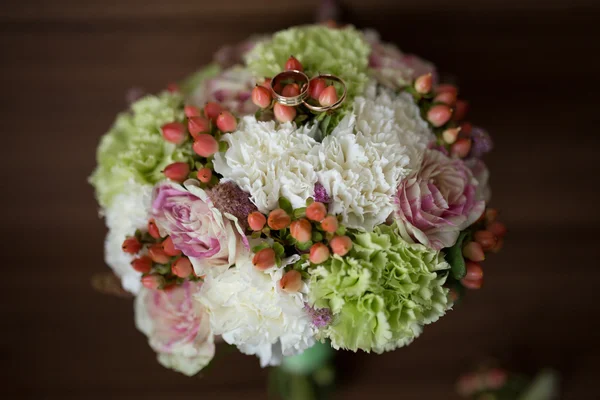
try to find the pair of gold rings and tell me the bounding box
[269,70,347,112]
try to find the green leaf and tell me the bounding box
[335,225,346,236]
[296,241,313,251]
[311,231,323,242]
[319,114,332,135]
[218,141,229,152]
[306,198,315,206]
[252,243,271,253]
[278,197,293,215]
[273,242,285,258]
[293,207,307,219]
[445,231,470,280]
[250,231,262,239]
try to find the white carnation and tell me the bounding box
[196,254,315,367]
[214,117,319,213]
[103,181,153,294]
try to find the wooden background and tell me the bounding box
[1,0,600,398]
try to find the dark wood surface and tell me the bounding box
[1,0,600,398]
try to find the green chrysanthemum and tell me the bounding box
[309,224,451,353]
[245,25,371,104]
[90,92,192,208]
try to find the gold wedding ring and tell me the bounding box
[270,70,310,106]
[303,74,347,112]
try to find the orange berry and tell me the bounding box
[148,243,170,264]
[427,104,452,127]
[273,103,296,123]
[320,215,339,233]
[309,243,330,264]
[172,257,193,278]
[197,168,212,183]
[131,256,152,273]
[306,202,327,222]
[279,270,303,293]
[285,55,303,71]
[193,134,219,158]
[161,236,181,257]
[163,162,190,183]
[319,85,338,107]
[141,274,165,290]
[290,219,312,243]
[148,219,161,239]
[414,73,433,94]
[247,212,267,231]
[330,235,352,256]
[267,208,291,230]
[474,230,497,251]
[161,122,187,145]
[252,248,276,270]
[204,102,223,122]
[122,237,142,254]
[216,111,237,133]
[462,241,485,262]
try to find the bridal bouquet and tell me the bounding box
[90,24,505,381]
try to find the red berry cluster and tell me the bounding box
[121,219,200,290]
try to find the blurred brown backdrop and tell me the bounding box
[1,0,600,398]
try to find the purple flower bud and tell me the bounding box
[469,127,493,158]
[304,303,333,328]
[313,182,331,204]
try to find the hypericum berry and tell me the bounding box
[161,122,187,145]
[197,168,212,183]
[171,257,193,278]
[131,256,152,273]
[161,236,181,257]
[193,134,219,158]
[141,274,165,290]
[436,83,458,97]
[285,55,303,71]
[427,104,452,127]
[188,116,210,138]
[306,202,327,222]
[122,237,142,254]
[485,208,498,224]
[434,91,457,106]
[148,219,161,239]
[485,369,508,390]
[474,230,497,251]
[309,243,330,264]
[460,121,473,136]
[414,73,433,94]
[442,127,461,144]
[148,243,170,264]
[463,241,485,262]
[282,83,300,97]
[273,103,297,123]
[163,162,190,183]
[290,219,312,243]
[453,100,469,121]
[487,221,507,238]
[267,208,291,230]
[461,276,483,290]
[319,86,338,107]
[248,211,267,231]
[260,77,272,89]
[204,102,223,122]
[252,248,276,270]
[279,270,303,293]
[490,238,504,253]
[320,215,339,233]
[448,288,460,303]
[309,78,327,100]
[252,85,272,108]
[465,261,484,280]
[330,235,352,256]
[451,138,472,158]
[184,105,202,118]
[216,111,237,133]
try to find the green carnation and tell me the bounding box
[309,224,451,353]
[245,25,371,103]
[89,92,192,208]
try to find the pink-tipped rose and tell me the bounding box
[134,281,214,376]
[395,149,485,250]
[151,182,247,277]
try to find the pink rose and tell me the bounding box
[135,281,214,376]
[395,149,485,250]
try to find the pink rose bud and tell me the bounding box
[465,261,484,280]
[451,138,472,158]
[309,78,327,100]
[487,221,507,238]
[442,127,461,144]
[434,91,457,106]
[252,248,276,270]
[141,274,165,290]
[197,168,212,183]
[282,83,300,97]
[273,103,297,123]
[427,104,452,127]
[161,236,181,257]
[216,111,237,133]
[131,256,153,273]
[290,219,312,243]
[184,105,201,118]
[330,235,352,256]
[164,162,190,183]
[161,122,187,145]
[453,100,469,121]
[171,257,193,278]
[148,219,161,239]
[436,83,458,97]
[460,276,483,290]
[166,83,179,93]
[309,243,330,264]
[285,55,303,71]
[267,208,291,230]
[188,116,210,138]
[122,237,142,254]
[252,85,272,108]
[463,241,485,262]
[279,270,303,293]
[320,215,339,233]
[414,73,433,94]
[193,134,219,158]
[319,85,338,107]
[306,202,327,222]
[148,243,171,264]
[248,211,267,231]
[204,102,223,122]
[474,230,497,251]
